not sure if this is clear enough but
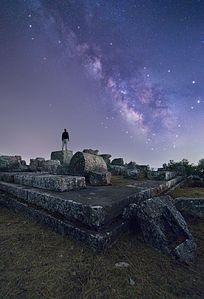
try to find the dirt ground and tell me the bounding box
[1,191,204,299]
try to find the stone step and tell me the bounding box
[0,173,86,192]
[0,175,185,230]
[0,191,128,252]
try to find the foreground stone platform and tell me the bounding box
[0,173,185,251]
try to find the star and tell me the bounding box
[192,80,196,84]
[110,42,113,46]
[197,99,201,104]
[28,14,32,18]
[77,25,80,29]
[29,24,32,28]
[167,69,171,73]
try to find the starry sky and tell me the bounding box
[1,0,204,168]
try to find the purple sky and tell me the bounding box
[1,0,204,167]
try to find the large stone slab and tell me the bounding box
[0,191,128,252]
[0,175,184,229]
[0,175,186,251]
[124,196,196,264]
[13,173,86,192]
[51,150,73,165]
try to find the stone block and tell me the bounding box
[124,196,196,264]
[41,160,61,174]
[83,149,99,155]
[109,165,126,176]
[100,154,111,166]
[0,172,17,183]
[89,171,111,186]
[127,161,137,169]
[0,181,28,200]
[123,169,139,180]
[147,170,176,181]
[30,157,45,171]
[51,150,73,165]
[14,173,86,192]
[0,155,26,172]
[111,158,124,166]
[69,152,107,176]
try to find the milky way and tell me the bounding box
[1,0,204,167]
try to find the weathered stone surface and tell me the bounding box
[123,169,140,180]
[147,170,176,181]
[100,154,112,166]
[111,158,124,166]
[14,173,86,192]
[124,196,196,264]
[0,181,28,200]
[55,165,70,175]
[83,149,99,155]
[41,160,61,174]
[0,181,105,228]
[89,171,111,186]
[30,157,45,171]
[51,150,73,165]
[109,165,126,176]
[127,161,137,169]
[174,197,204,218]
[0,175,185,230]
[0,172,18,183]
[69,152,107,177]
[0,155,27,172]
[136,165,149,179]
[0,191,128,252]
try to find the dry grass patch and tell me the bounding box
[1,206,204,298]
[170,187,204,199]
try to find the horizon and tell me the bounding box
[1,1,204,168]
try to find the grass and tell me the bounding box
[170,187,204,199]
[1,206,204,299]
[110,175,146,186]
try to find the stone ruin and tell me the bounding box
[0,149,199,263]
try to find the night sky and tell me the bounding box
[1,0,204,167]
